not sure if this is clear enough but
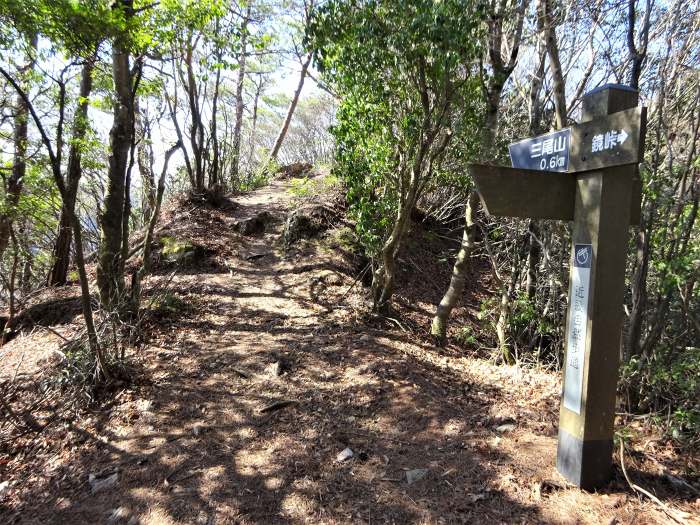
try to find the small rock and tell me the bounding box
[465,493,487,503]
[495,423,516,433]
[276,162,313,178]
[37,349,67,368]
[405,468,429,485]
[245,252,269,261]
[533,479,566,499]
[266,361,282,377]
[89,471,119,494]
[233,212,274,236]
[336,447,354,462]
[192,423,206,436]
[107,506,131,524]
[0,480,10,497]
[282,205,335,245]
[136,399,153,412]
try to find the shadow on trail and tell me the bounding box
[9,298,546,524]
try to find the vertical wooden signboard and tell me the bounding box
[469,84,647,490]
[556,84,643,489]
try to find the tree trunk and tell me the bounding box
[142,143,180,275]
[540,0,567,129]
[166,64,194,188]
[371,191,415,311]
[0,36,37,261]
[269,52,313,162]
[626,225,650,359]
[21,246,32,296]
[96,1,134,310]
[231,6,250,185]
[496,285,514,363]
[482,75,506,156]
[428,0,527,346]
[209,16,222,188]
[48,57,95,286]
[369,115,451,312]
[135,97,156,223]
[0,48,106,377]
[497,235,527,364]
[525,220,540,299]
[524,33,546,300]
[1,230,19,346]
[431,191,479,343]
[246,76,264,171]
[369,119,452,311]
[130,142,181,309]
[185,41,205,191]
[627,0,651,90]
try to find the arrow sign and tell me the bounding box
[507,107,645,174]
[569,106,645,172]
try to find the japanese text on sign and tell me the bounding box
[563,244,592,414]
[509,128,571,172]
[591,129,629,153]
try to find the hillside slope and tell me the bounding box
[0,175,696,524]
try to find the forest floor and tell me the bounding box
[1,173,698,524]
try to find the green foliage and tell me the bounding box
[309,0,484,258]
[454,325,478,348]
[287,173,341,198]
[324,225,362,254]
[620,347,700,443]
[477,296,499,340]
[510,293,556,342]
[0,159,60,286]
[149,291,193,318]
[150,0,230,59]
[160,235,194,257]
[240,167,271,192]
[0,0,111,54]
[330,95,397,255]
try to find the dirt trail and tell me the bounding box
[3,177,694,524]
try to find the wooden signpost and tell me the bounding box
[471,84,647,490]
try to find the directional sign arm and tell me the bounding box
[469,164,575,221]
[569,107,646,172]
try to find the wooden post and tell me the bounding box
[471,84,646,490]
[556,84,641,489]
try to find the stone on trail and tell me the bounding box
[282,204,337,245]
[233,211,275,236]
[495,423,516,433]
[336,447,354,462]
[405,468,429,485]
[88,470,119,494]
[0,480,10,497]
[266,361,282,377]
[276,162,313,179]
[107,506,137,524]
[465,493,487,504]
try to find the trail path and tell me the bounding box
[5,177,684,524]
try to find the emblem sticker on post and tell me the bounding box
[563,244,592,414]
